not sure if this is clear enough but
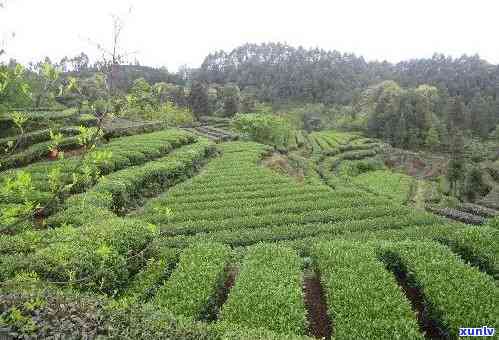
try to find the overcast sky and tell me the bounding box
[1,0,498,70]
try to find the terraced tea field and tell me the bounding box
[0,124,497,339]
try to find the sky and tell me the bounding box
[1,0,498,71]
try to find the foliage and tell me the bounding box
[0,171,39,228]
[425,126,440,150]
[47,132,210,227]
[33,62,60,108]
[116,253,178,307]
[0,64,32,109]
[231,113,292,149]
[380,241,498,338]
[350,170,415,203]
[311,241,423,339]
[0,134,83,171]
[0,126,80,156]
[188,81,209,117]
[48,129,64,152]
[489,124,499,141]
[462,165,488,201]
[222,83,240,117]
[116,77,194,125]
[126,77,155,110]
[1,130,196,224]
[199,44,499,142]
[154,242,231,319]
[488,217,499,229]
[82,139,214,216]
[337,158,385,177]
[26,218,158,293]
[0,291,108,338]
[447,158,465,195]
[220,244,307,335]
[2,41,499,338]
[122,100,194,126]
[136,142,427,239]
[2,130,497,338]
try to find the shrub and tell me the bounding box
[116,255,178,307]
[231,113,292,148]
[49,139,216,226]
[77,114,98,127]
[154,242,231,319]
[220,244,307,335]
[311,241,423,339]
[489,217,499,228]
[2,129,198,222]
[29,218,159,293]
[0,290,108,339]
[380,241,498,338]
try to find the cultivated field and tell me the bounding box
[1,116,497,339]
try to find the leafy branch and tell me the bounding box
[0,115,110,233]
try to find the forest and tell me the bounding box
[1,15,498,339]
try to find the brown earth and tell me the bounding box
[303,271,332,339]
[390,267,446,339]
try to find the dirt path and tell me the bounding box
[303,270,332,339]
[389,265,446,339]
[210,266,238,322]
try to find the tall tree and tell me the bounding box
[445,96,466,132]
[34,61,60,108]
[447,130,465,195]
[222,84,241,117]
[188,81,209,118]
[425,126,441,151]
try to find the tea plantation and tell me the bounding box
[1,122,497,339]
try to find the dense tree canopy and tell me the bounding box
[197,43,499,106]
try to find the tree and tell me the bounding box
[188,81,209,118]
[425,126,440,151]
[207,86,219,114]
[394,114,408,148]
[241,94,256,113]
[222,84,241,117]
[0,63,32,109]
[127,78,154,111]
[241,87,258,113]
[34,61,60,108]
[232,113,291,148]
[490,124,499,141]
[437,120,451,151]
[86,10,134,98]
[366,81,403,142]
[463,165,487,201]
[70,52,90,72]
[62,76,83,112]
[61,73,108,114]
[152,82,170,106]
[447,158,465,196]
[446,96,466,132]
[447,130,465,195]
[350,88,362,120]
[170,85,187,107]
